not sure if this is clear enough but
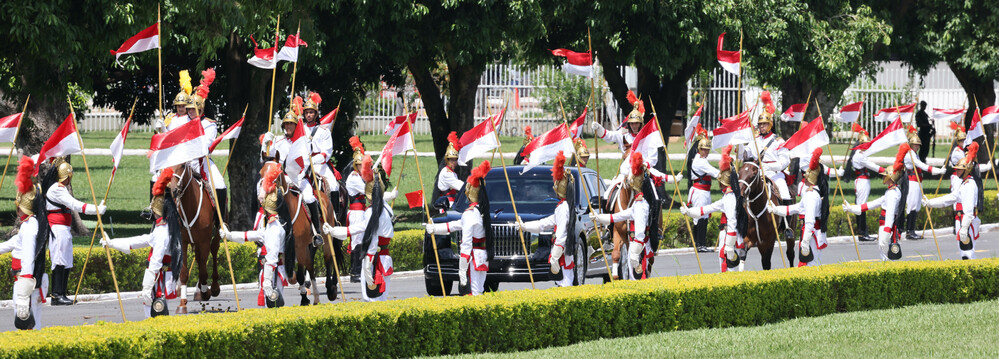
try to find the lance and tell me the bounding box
[221,104,249,177]
[75,97,137,304]
[157,5,165,125]
[746,108,790,269]
[0,95,30,194]
[813,99,862,261]
[587,27,599,182]
[264,15,281,155]
[557,101,614,281]
[488,99,536,288]
[304,123,347,301]
[973,96,999,196]
[410,128,448,295]
[67,98,126,321]
[647,100,703,274]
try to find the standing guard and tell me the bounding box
[102,168,183,318]
[425,161,493,295]
[843,123,884,241]
[844,148,909,261]
[346,136,367,282]
[219,163,289,307]
[946,124,967,232]
[42,157,106,306]
[592,152,658,280]
[574,138,590,167]
[520,151,579,286]
[769,148,829,267]
[686,128,718,252]
[435,132,464,211]
[0,157,49,329]
[901,131,945,239]
[680,146,745,272]
[924,142,985,259]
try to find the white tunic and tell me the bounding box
[0,217,38,277]
[600,128,637,153]
[741,132,789,175]
[523,201,574,270]
[859,186,902,229]
[443,206,489,271]
[689,191,737,235]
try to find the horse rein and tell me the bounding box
[171,165,205,244]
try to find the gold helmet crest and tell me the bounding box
[260,163,283,215]
[445,132,460,160]
[14,157,36,216]
[574,138,590,160]
[804,148,823,185]
[628,151,646,192]
[304,92,322,112]
[150,168,174,218]
[50,157,73,183]
[174,70,193,106]
[552,151,571,199]
[466,161,491,203]
[718,146,733,188]
[349,136,365,171]
[954,142,979,172]
[625,91,645,125]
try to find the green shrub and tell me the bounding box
[0,230,426,300]
[0,259,998,358]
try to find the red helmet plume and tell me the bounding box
[524,125,533,138]
[966,142,979,160]
[261,163,281,193]
[15,156,33,195]
[349,136,365,152]
[360,155,374,182]
[468,161,491,188]
[630,151,644,177]
[552,151,567,181]
[809,148,822,171]
[851,122,868,134]
[309,92,322,106]
[292,96,304,116]
[719,145,733,172]
[626,90,639,106]
[152,168,174,196]
[197,68,215,99]
[896,144,910,164]
[761,91,775,115]
[448,131,461,150]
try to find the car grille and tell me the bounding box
[453,224,535,257]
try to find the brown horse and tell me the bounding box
[170,164,222,313]
[602,182,633,279]
[271,164,341,306]
[737,162,795,269]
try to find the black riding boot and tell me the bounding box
[51,266,72,306]
[694,220,711,252]
[215,188,228,223]
[781,199,796,241]
[856,213,873,241]
[307,201,323,247]
[906,212,923,239]
[350,244,362,283]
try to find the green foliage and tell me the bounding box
[2,259,999,357]
[536,67,604,121]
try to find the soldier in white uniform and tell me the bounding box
[574,138,590,168]
[769,148,829,267]
[346,136,368,282]
[270,101,325,246]
[681,146,744,272]
[520,151,578,286]
[102,168,182,318]
[686,131,719,252]
[42,158,106,306]
[435,132,464,211]
[151,70,194,193]
[741,110,791,202]
[924,142,984,259]
[425,161,493,295]
[328,155,398,301]
[0,157,48,329]
[901,132,945,239]
[594,152,658,279]
[844,124,883,241]
[219,163,289,307]
[844,148,911,260]
[302,92,339,194]
[591,90,644,153]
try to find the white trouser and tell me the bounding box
[855,178,871,205]
[906,180,922,213]
[204,158,225,189]
[799,230,826,267]
[469,269,486,295]
[603,174,625,199]
[313,163,339,192]
[16,274,47,330]
[718,231,743,272]
[688,187,712,224]
[877,225,893,261]
[555,267,575,287]
[958,216,980,259]
[766,171,791,200]
[297,178,317,204]
[49,224,73,268]
[951,176,962,230]
[361,276,390,302]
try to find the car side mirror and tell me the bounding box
[432,196,451,211]
[589,196,604,210]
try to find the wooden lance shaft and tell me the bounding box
[647,101,703,274]
[75,97,137,304]
[813,100,862,261]
[264,15,281,155]
[0,95,30,193]
[410,128,448,295]
[67,99,126,321]
[748,117,789,269]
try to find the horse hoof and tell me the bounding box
[176,305,188,314]
[194,291,203,301]
[210,284,221,297]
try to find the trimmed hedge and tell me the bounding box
[1,259,998,357]
[0,229,425,300]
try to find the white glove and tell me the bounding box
[458,255,469,286]
[679,204,691,217]
[311,154,325,165]
[549,245,564,274]
[766,201,778,214]
[930,167,944,176]
[519,217,543,233]
[836,167,845,177]
[842,203,857,215]
[362,255,376,290]
[591,213,612,225]
[590,121,606,138]
[674,173,684,182]
[383,188,399,202]
[262,132,275,145]
[13,276,34,321]
[922,195,930,203]
[330,226,349,240]
[154,119,166,133]
[424,223,436,234]
[140,268,156,306]
[102,232,132,254]
[322,223,335,237]
[629,242,645,274]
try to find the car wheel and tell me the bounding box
[572,239,587,286]
[425,276,453,296]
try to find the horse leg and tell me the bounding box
[177,242,189,313]
[611,222,624,280]
[324,240,339,302]
[759,236,774,271]
[195,243,211,301]
[210,234,221,297]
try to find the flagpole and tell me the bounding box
[409,127,448,295]
[74,97,137,304]
[800,90,812,130]
[287,21,301,101]
[157,5,164,125]
[221,104,249,178]
[587,27,600,182]
[304,123,347,302]
[814,100,862,262]
[488,106,536,288]
[648,101,703,274]
[390,133,409,209]
[737,30,743,113]
[0,95,30,194]
[557,102,614,281]
[897,103,943,261]
[67,98,126,321]
[264,15,281,154]
[973,96,999,195]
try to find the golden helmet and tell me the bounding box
[186,94,206,112]
[284,95,304,124]
[304,92,322,112]
[50,158,73,183]
[718,146,733,188]
[14,156,36,216]
[884,162,905,184]
[574,138,590,160]
[359,155,379,203]
[522,126,534,146]
[466,161,491,203]
[445,132,460,160]
[552,152,571,199]
[804,148,822,185]
[907,127,921,145]
[858,132,871,143]
[176,70,193,106]
[954,142,979,172]
[627,152,645,192]
[150,168,174,218]
[262,190,280,215]
[625,91,645,125]
[282,110,299,124]
[187,68,214,112]
[173,92,190,107]
[757,111,774,126]
[349,136,365,170]
[261,163,283,215]
[697,135,711,151]
[953,123,967,142]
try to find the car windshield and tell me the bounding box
[452,171,587,214]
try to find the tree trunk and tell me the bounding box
[635,62,696,142]
[409,61,448,163]
[595,42,633,120]
[951,63,997,164]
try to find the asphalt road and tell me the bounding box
[3,228,997,332]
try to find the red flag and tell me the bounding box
[779,104,807,122]
[778,117,829,159]
[711,109,753,149]
[110,23,160,63]
[684,105,703,148]
[853,118,906,154]
[0,113,23,143]
[567,107,587,139]
[966,109,984,147]
[457,113,502,166]
[551,48,593,77]
[377,119,414,176]
[109,117,132,173]
[631,118,665,166]
[319,106,339,128]
[716,32,741,75]
[209,117,244,153]
[148,119,209,172]
[521,124,574,172]
[405,190,425,208]
[835,101,863,123]
[384,112,417,135]
[35,114,81,175]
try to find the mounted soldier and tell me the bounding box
[593,152,659,279]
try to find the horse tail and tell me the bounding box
[277,190,297,281]
[818,168,830,232]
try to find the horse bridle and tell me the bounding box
[171,165,204,244]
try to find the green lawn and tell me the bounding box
[441,298,999,358]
